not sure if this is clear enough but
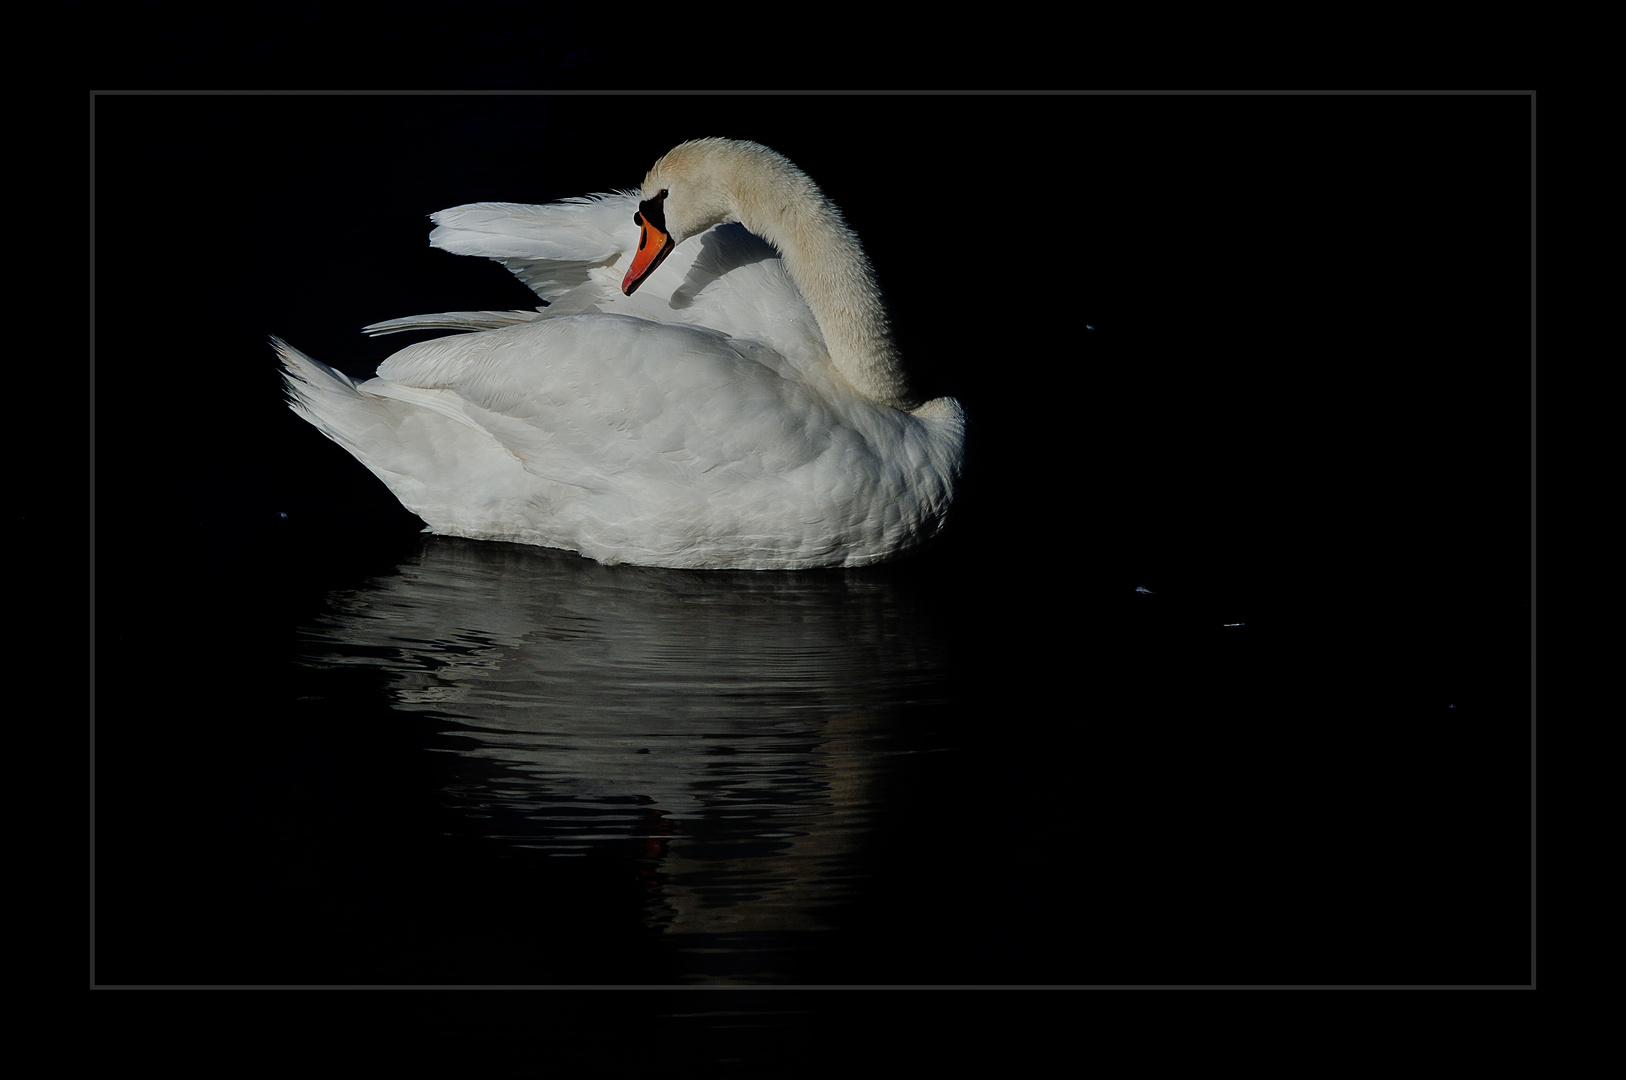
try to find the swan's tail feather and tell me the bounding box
[362,309,545,337]
[277,335,356,416]
[275,336,402,460]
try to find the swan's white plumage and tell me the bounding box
[280,138,965,569]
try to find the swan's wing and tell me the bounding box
[419,198,830,381]
[363,309,544,337]
[427,194,640,302]
[370,314,836,493]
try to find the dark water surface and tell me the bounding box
[95,516,1529,986]
[92,93,1532,988]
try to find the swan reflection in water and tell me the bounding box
[296,537,956,965]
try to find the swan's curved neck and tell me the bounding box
[725,154,918,411]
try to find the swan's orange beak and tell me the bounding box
[622,212,674,296]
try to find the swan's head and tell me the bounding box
[621,138,768,295]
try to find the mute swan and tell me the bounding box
[278,137,966,569]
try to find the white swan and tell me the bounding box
[278,138,966,569]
